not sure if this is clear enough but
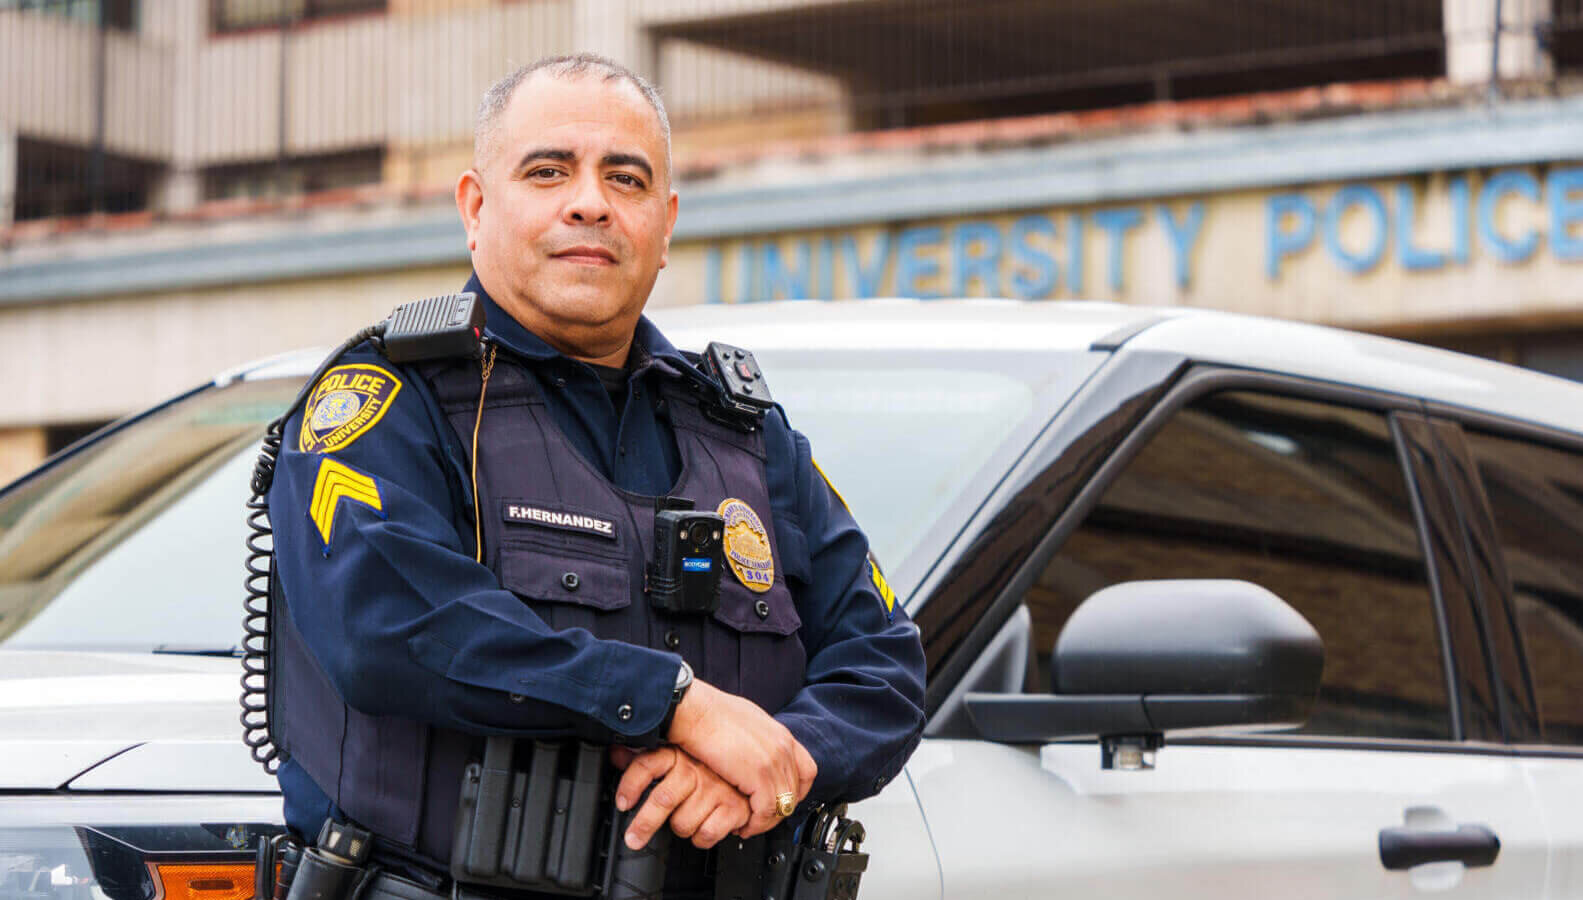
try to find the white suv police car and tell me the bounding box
[2,300,1581,900]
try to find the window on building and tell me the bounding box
[1552,0,1583,72]
[1463,430,1583,745]
[13,138,161,221]
[1026,391,1452,741]
[203,148,384,201]
[210,0,383,32]
[0,0,136,30]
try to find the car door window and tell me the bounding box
[1028,390,1452,740]
[1463,430,1583,745]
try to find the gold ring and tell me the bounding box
[775,792,796,818]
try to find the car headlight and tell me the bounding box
[0,796,283,900]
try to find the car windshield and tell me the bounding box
[0,350,1056,652]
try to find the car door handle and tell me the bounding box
[1378,823,1500,870]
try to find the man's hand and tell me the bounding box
[664,678,818,839]
[612,746,751,850]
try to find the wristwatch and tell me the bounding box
[659,660,692,739]
[673,659,694,699]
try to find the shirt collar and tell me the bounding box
[464,271,705,384]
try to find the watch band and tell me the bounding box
[658,660,692,741]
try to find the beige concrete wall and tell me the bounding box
[0,427,46,488]
[0,12,98,148]
[0,264,471,428]
[1445,0,1550,84]
[660,41,848,125]
[192,30,283,163]
[0,11,172,159]
[0,1,848,182]
[191,1,574,164]
[640,0,859,28]
[0,128,14,226]
[103,28,175,159]
[385,1,574,150]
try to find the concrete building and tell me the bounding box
[2,0,1581,483]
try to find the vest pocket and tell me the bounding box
[498,544,633,611]
[712,579,801,636]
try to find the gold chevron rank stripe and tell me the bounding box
[870,558,897,616]
[310,457,383,546]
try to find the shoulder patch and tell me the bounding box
[298,363,403,453]
[309,457,384,550]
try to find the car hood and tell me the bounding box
[0,649,277,792]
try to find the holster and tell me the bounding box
[787,806,867,900]
[256,833,304,900]
[713,805,868,900]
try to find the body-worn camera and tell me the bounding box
[649,498,724,615]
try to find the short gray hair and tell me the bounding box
[474,53,672,179]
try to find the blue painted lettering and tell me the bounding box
[763,240,812,300]
[1548,166,1583,261]
[896,225,944,298]
[1449,177,1471,265]
[1266,193,1316,279]
[1395,182,1445,271]
[818,237,835,298]
[841,233,892,299]
[736,243,759,303]
[1157,202,1206,289]
[951,221,1003,296]
[705,244,724,304]
[1324,184,1388,273]
[1092,207,1143,292]
[1009,215,1058,299]
[1068,212,1085,293]
[1478,170,1540,263]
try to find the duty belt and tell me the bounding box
[267,737,869,900]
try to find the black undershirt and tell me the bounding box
[587,362,629,416]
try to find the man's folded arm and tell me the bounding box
[765,419,928,805]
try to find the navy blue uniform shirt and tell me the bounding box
[271,274,926,841]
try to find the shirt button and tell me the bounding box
[561,572,580,591]
[754,599,770,619]
[664,631,680,649]
[618,446,627,456]
[617,704,633,722]
[509,693,526,704]
[874,776,888,791]
[554,376,567,388]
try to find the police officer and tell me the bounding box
[267,53,926,895]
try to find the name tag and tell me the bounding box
[502,503,617,540]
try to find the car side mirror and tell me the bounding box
[963,580,1323,768]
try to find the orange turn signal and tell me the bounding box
[148,862,256,900]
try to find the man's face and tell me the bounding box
[458,72,677,362]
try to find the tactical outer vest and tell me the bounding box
[272,350,809,862]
